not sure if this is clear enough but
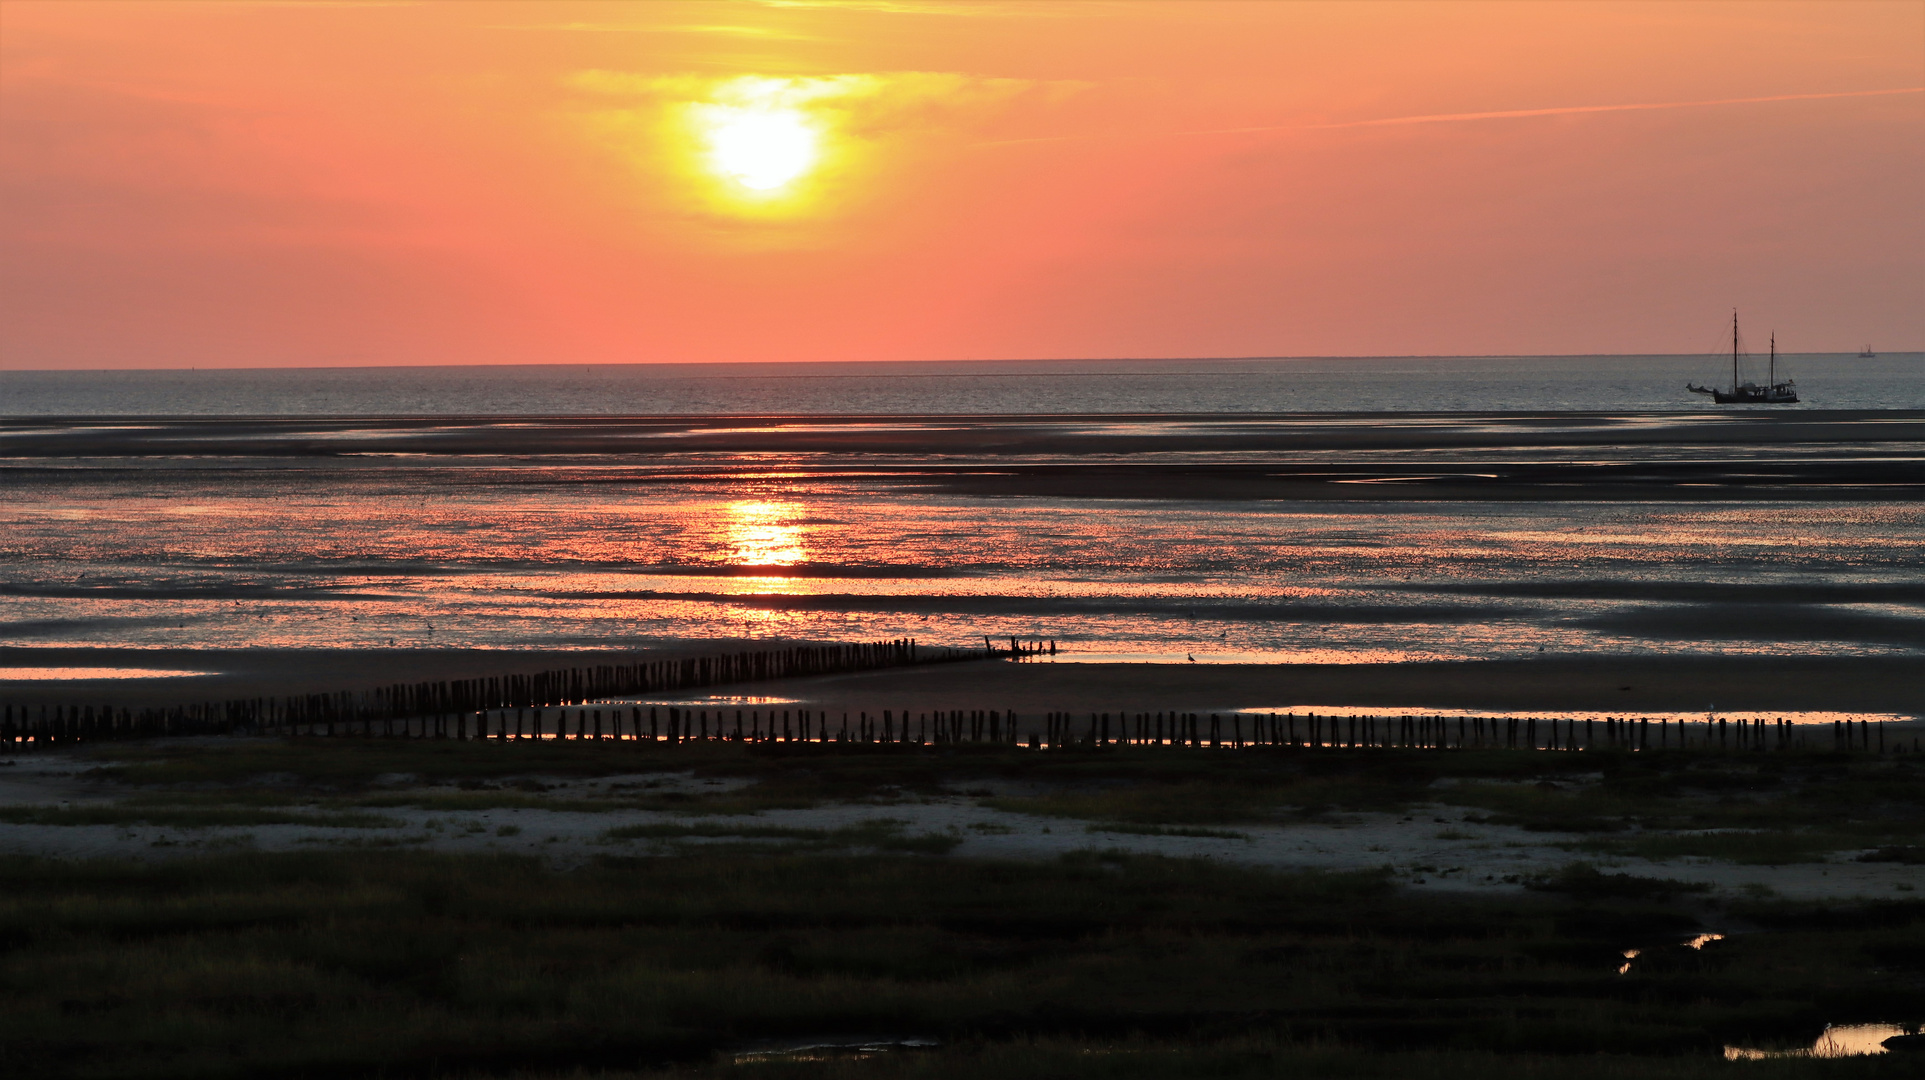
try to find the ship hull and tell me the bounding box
[1709,386,1798,404]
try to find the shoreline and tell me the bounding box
[4,647,1920,719]
[6,410,1920,502]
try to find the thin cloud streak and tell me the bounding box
[486,23,819,40]
[977,86,1923,148]
[1230,86,1925,135]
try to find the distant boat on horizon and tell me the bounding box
[1859,345,1877,358]
[1687,311,1798,404]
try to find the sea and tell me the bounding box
[2,354,1921,669]
[5,353,1922,416]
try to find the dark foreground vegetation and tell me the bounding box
[3,849,1921,1079]
[67,736,1925,862]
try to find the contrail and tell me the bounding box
[976,86,1921,147]
[1205,86,1924,135]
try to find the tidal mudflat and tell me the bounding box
[5,412,1921,663]
[4,407,1921,1076]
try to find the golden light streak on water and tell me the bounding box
[1725,1023,1914,1060]
[724,499,808,569]
[1232,706,1915,727]
[0,667,217,680]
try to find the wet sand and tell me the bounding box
[4,647,1919,720]
[6,410,1918,709]
[5,411,1921,500]
[0,644,745,708]
[758,655,1925,719]
[9,410,1922,456]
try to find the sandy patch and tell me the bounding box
[0,751,1915,901]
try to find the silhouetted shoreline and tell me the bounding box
[5,647,1919,719]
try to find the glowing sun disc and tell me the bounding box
[704,107,817,191]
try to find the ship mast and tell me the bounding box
[1769,332,1775,389]
[1731,309,1739,392]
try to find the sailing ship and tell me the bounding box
[1859,345,1877,358]
[1687,311,1798,404]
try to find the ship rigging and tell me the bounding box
[1687,311,1798,404]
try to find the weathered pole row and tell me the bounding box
[2,630,1910,754]
[265,706,1906,754]
[1036,711,1906,754]
[297,705,1029,745]
[0,638,969,750]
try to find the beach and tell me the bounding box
[4,647,1921,721]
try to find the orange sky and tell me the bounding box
[2,0,1920,368]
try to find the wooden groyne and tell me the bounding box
[0,638,973,749]
[1028,710,1908,754]
[3,632,1910,754]
[71,704,1910,755]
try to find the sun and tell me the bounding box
[697,104,819,192]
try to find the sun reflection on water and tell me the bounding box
[725,500,807,571]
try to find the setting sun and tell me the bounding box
[698,105,818,191]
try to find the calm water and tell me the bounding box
[2,360,1921,669]
[4,354,1922,416]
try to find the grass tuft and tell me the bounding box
[1086,823,1250,840]
[602,819,961,854]
[0,804,400,829]
[1526,862,1713,901]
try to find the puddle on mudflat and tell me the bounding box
[1236,705,1916,728]
[601,695,802,707]
[0,667,217,680]
[1725,1023,1918,1060]
[730,1036,939,1064]
[1618,931,1725,976]
[1038,649,1463,665]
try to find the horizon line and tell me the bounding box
[3,350,1918,375]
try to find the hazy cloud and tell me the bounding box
[571,71,1083,135]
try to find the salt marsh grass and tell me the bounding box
[2,850,1921,1078]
